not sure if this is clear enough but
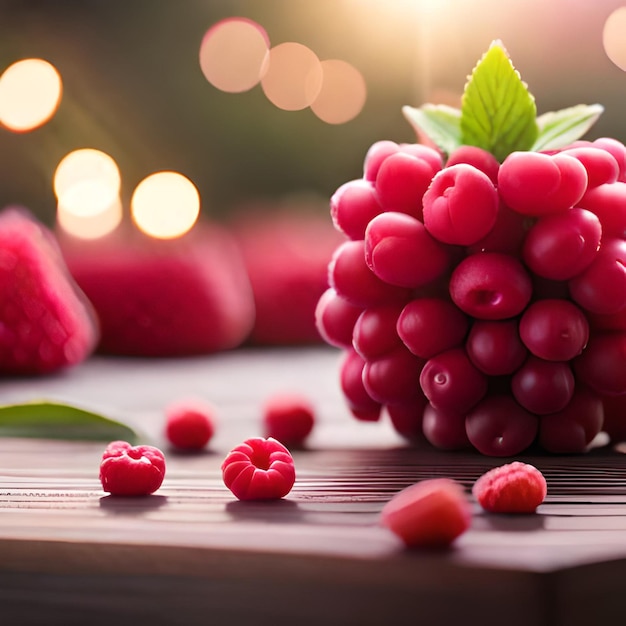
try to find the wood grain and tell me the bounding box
[0,348,625,625]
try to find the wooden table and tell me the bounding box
[0,347,625,626]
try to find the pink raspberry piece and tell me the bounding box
[221,437,296,501]
[381,478,471,549]
[165,398,216,450]
[472,461,547,514]
[99,440,166,496]
[262,393,315,448]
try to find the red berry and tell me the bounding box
[221,437,296,501]
[330,179,383,240]
[375,152,435,218]
[314,288,363,349]
[498,151,587,216]
[449,252,532,320]
[446,145,500,184]
[466,319,527,376]
[0,207,98,374]
[421,403,471,451]
[519,299,589,361]
[381,478,471,548]
[422,163,499,245]
[262,394,315,447]
[466,395,538,457]
[472,461,547,514]
[320,128,626,455]
[385,397,428,443]
[397,297,469,359]
[364,212,449,288]
[165,398,216,450]
[522,208,602,281]
[339,348,382,421]
[419,347,488,413]
[539,387,604,454]
[99,441,166,496]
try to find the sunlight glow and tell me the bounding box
[131,171,200,239]
[199,17,270,93]
[0,58,62,132]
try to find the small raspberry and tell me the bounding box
[221,437,296,501]
[99,440,166,496]
[165,398,216,450]
[381,478,471,549]
[262,393,315,447]
[472,461,547,513]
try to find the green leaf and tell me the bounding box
[402,104,462,156]
[460,40,538,162]
[0,400,139,442]
[531,104,604,152]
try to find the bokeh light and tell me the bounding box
[199,17,270,93]
[57,196,123,239]
[54,149,122,239]
[54,149,121,216]
[261,42,323,111]
[131,171,200,239]
[603,7,626,72]
[0,58,62,132]
[311,60,367,124]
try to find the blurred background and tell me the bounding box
[1,0,626,225]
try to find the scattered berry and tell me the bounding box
[221,437,296,501]
[381,478,471,549]
[262,393,315,447]
[165,398,216,450]
[472,461,547,514]
[99,440,166,496]
[0,207,98,374]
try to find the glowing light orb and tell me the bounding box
[311,60,367,124]
[53,149,121,217]
[0,58,62,132]
[131,171,200,239]
[57,196,123,239]
[261,42,323,111]
[603,7,626,72]
[199,17,270,93]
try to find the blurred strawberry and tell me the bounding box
[0,207,99,374]
[231,205,345,345]
[60,221,255,356]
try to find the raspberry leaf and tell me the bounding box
[402,104,462,156]
[0,400,139,442]
[460,40,538,162]
[531,104,605,152]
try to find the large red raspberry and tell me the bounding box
[0,207,98,374]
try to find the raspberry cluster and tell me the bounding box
[316,138,626,456]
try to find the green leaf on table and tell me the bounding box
[0,400,139,442]
[402,103,462,156]
[531,104,605,152]
[460,40,538,162]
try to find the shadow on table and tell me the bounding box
[99,494,169,515]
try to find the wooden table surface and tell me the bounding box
[0,347,625,626]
